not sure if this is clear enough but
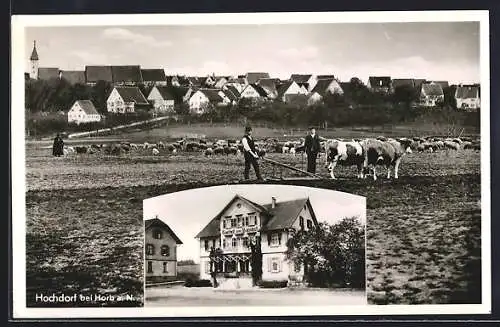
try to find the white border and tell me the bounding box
[11,10,491,319]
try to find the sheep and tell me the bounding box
[204,148,214,156]
[282,146,290,154]
[152,148,160,156]
[130,143,139,150]
[75,146,88,154]
[143,142,151,149]
[172,148,178,154]
[214,147,225,155]
[157,141,166,149]
[444,140,460,150]
[185,142,199,152]
[289,147,296,155]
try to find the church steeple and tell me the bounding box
[29,40,39,79]
[30,40,39,61]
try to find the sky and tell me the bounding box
[143,184,366,262]
[24,22,480,84]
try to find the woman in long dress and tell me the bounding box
[52,133,64,157]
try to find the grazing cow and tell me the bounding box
[152,148,160,156]
[362,138,413,180]
[324,139,365,179]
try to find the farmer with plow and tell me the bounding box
[242,125,263,181]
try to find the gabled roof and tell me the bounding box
[114,86,149,104]
[368,76,392,88]
[257,78,278,94]
[199,88,224,103]
[225,85,241,99]
[61,70,86,85]
[154,86,176,100]
[455,85,480,99]
[311,78,336,96]
[38,67,60,80]
[145,218,183,244]
[246,72,270,84]
[85,66,113,83]
[73,100,99,115]
[141,69,167,82]
[290,74,313,83]
[30,41,39,61]
[248,83,269,97]
[195,195,316,238]
[223,88,239,102]
[187,76,203,86]
[277,80,296,98]
[431,81,449,89]
[111,65,143,84]
[421,82,444,96]
[392,79,415,89]
[317,75,336,80]
[413,79,427,90]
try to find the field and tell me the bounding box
[25,134,481,306]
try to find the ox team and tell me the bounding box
[324,137,413,180]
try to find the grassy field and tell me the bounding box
[25,140,481,306]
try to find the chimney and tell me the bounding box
[271,197,276,209]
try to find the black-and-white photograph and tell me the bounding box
[143,184,367,307]
[12,10,490,318]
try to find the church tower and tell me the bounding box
[29,40,39,80]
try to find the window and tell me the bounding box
[231,237,238,248]
[243,237,249,248]
[146,244,155,255]
[307,220,313,229]
[147,261,153,273]
[222,238,227,249]
[223,219,227,229]
[163,262,168,273]
[205,261,211,273]
[161,245,170,256]
[270,233,280,246]
[231,218,237,228]
[299,217,305,230]
[244,216,249,226]
[153,230,163,239]
[248,214,256,226]
[237,216,242,227]
[204,240,210,251]
[270,257,280,273]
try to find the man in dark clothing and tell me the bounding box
[52,133,64,157]
[241,126,263,181]
[304,127,321,173]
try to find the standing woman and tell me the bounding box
[52,133,64,157]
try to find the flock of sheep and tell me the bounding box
[60,134,479,158]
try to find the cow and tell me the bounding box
[152,148,160,156]
[324,139,365,179]
[361,138,413,180]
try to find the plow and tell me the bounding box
[260,157,329,182]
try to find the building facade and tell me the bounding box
[106,86,149,114]
[195,195,319,283]
[145,217,183,283]
[67,100,101,124]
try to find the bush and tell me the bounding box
[257,280,288,288]
[185,279,212,288]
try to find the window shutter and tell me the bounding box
[279,259,282,272]
[278,232,282,245]
[267,257,272,272]
[267,233,271,246]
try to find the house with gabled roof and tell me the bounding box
[195,194,319,282]
[85,66,113,86]
[147,86,176,114]
[290,74,318,92]
[141,69,167,86]
[61,70,86,85]
[245,72,270,85]
[392,79,416,89]
[277,80,308,103]
[419,82,444,107]
[106,86,150,114]
[431,81,449,90]
[224,78,247,93]
[240,83,269,101]
[67,100,101,124]
[188,88,230,114]
[38,67,60,81]
[367,76,392,93]
[145,217,183,283]
[455,84,480,111]
[111,65,143,86]
[307,78,344,105]
[256,78,279,99]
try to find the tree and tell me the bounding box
[209,247,223,288]
[91,80,113,114]
[286,217,365,288]
[250,234,263,286]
